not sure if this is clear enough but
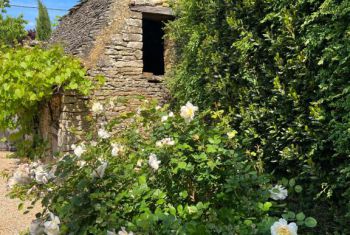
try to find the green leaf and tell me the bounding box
[289,178,296,187]
[294,185,303,193]
[296,212,305,221]
[305,217,317,228]
[262,202,272,211]
[179,191,188,199]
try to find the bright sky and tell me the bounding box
[5,0,79,29]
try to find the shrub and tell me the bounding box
[0,14,27,46]
[167,0,350,232]
[9,101,316,234]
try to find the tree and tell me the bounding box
[36,0,52,41]
[0,1,27,46]
[0,14,27,46]
[0,0,9,11]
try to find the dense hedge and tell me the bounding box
[168,0,350,233]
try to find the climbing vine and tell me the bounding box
[0,46,95,154]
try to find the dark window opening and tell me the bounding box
[142,18,165,76]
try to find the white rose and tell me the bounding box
[34,165,54,185]
[148,154,161,171]
[118,227,134,235]
[44,213,60,235]
[156,138,175,148]
[111,143,124,157]
[73,144,86,158]
[168,112,174,117]
[92,102,104,114]
[180,102,198,122]
[271,218,297,235]
[91,141,98,147]
[8,164,32,188]
[77,160,87,168]
[98,128,111,139]
[269,185,288,200]
[161,115,169,122]
[93,161,108,178]
[30,219,44,235]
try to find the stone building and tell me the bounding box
[49,0,175,152]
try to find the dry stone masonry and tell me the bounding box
[50,0,174,152]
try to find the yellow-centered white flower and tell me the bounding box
[271,218,298,235]
[180,102,198,122]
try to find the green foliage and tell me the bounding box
[0,46,92,142]
[168,0,350,233]
[0,14,27,46]
[36,0,52,41]
[10,101,315,234]
[0,0,9,11]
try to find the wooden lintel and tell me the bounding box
[130,5,174,16]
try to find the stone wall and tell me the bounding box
[51,0,172,152]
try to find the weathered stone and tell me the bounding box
[123,33,142,42]
[126,42,143,49]
[126,18,142,27]
[49,0,172,151]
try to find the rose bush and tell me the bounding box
[8,100,317,234]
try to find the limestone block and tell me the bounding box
[114,61,143,68]
[126,19,142,27]
[123,33,142,42]
[126,42,143,49]
[123,26,142,34]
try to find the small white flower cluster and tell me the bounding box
[271,218,298,235]
[98,128,111,139]
[107,227,134,235]
[111,143,125,157]
[148,153,161,171]
[156,137,175,148]
[8,162,55,188]
[270,185,288,200]
[161,111,174,122]
[180,102,198,122]
[91,102,104,115]
[30,212,60,235]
